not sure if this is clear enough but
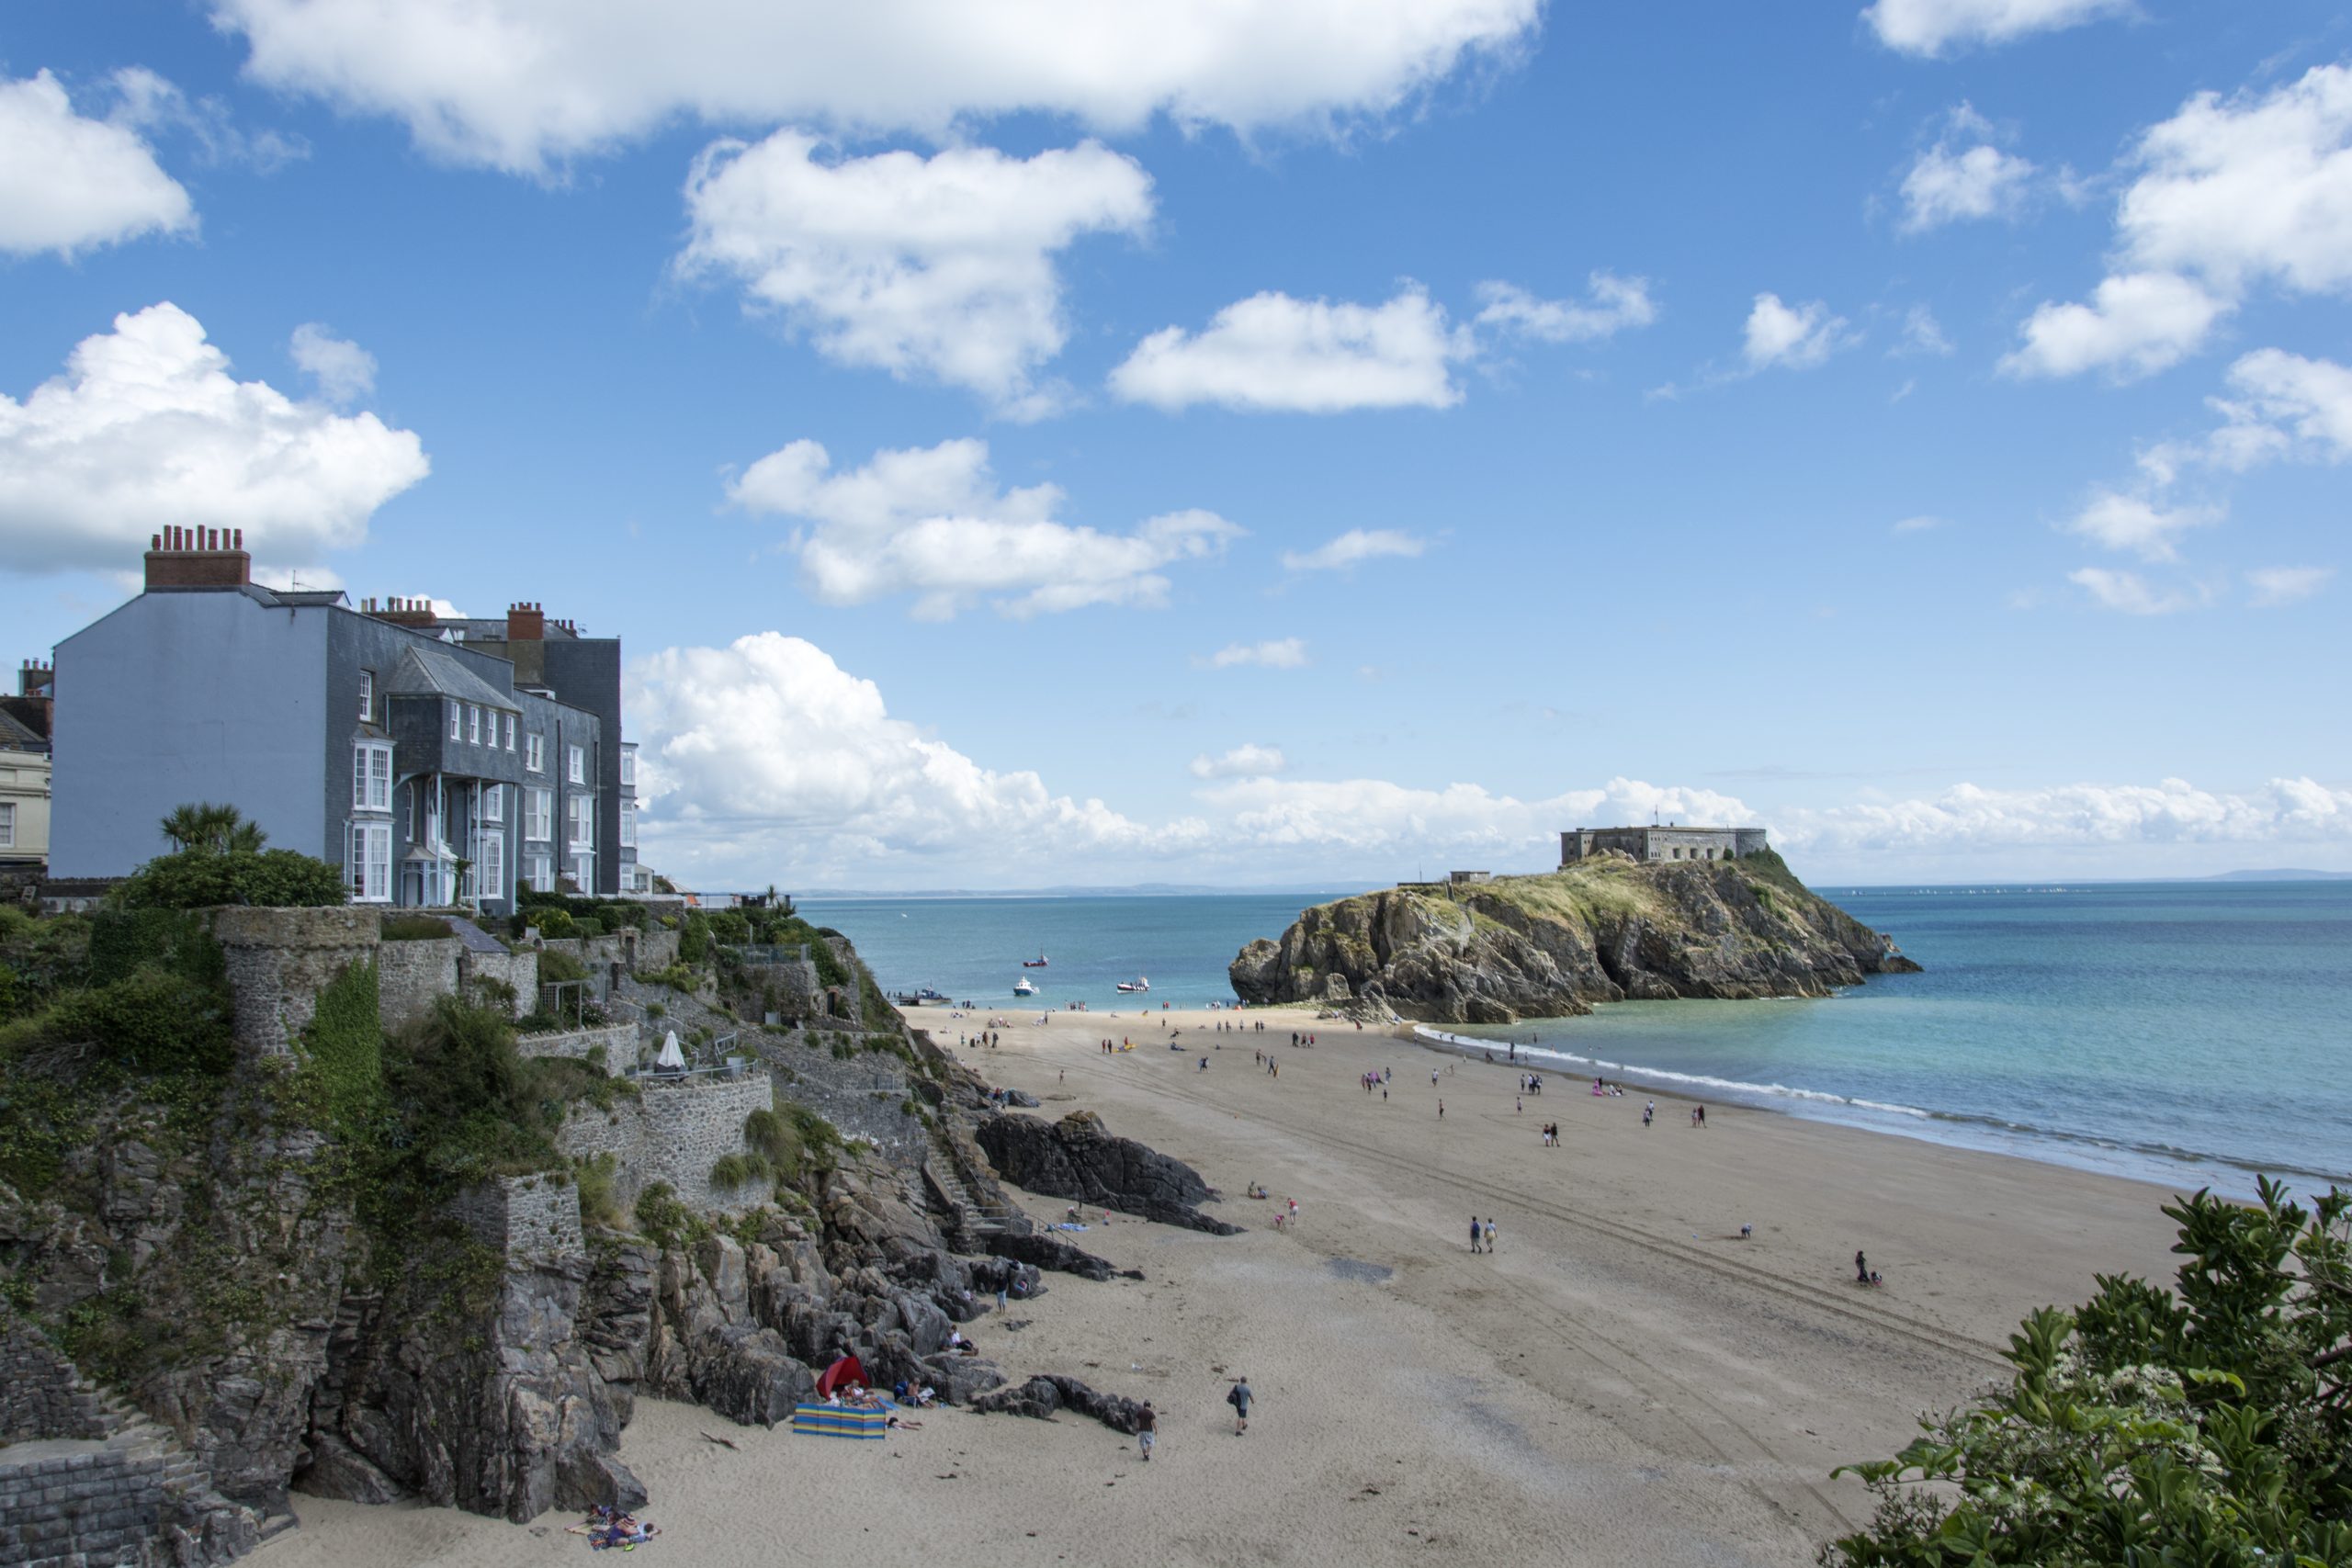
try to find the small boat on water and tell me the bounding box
[1012,976,1038,998]
[1023,954,1048,967]
[1115,976,1150,993]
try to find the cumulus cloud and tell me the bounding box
[681,133,1152,416]
[0,70,194,256]
[1862,0,2130,57]
[728,434,1237,619]
[2066,567,2200,615]
[212,0,1543,174]
[1743,293,1854,371]
[1199,775,1755,858]
[1901,105,2037,231]
[1111,287,1470,413]
[2065,488,2217,562]
[2003,64,2352,378]
[1197,638,1308,670]
[2245,566,2334,606]
[1280,528,1426,572]
[627,631,1205,883]
[2000,271,2224,381]
[0,302,429,575]
[2192,349,2352,471]
[1190,744,1287,780]
[288,323,378,405]
[1473,273,1657,344]
[1780,776,2352,860]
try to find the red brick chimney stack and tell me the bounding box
[143,525,252,590]
[506,602,545,640]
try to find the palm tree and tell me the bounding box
[159,802,267,855]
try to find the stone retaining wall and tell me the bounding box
[0,1435,170,1567]
[211,906,380,1059]
[558,1073,773,1214]
[0,1324,113,1446]
[375,936,461,1031]
[515,1021,640,1075]
[459,948,537,1018]
[447,1174,584,1268]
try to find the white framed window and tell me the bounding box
[566,743,584,784]
[481,829,504,903]
[349,822,392,903]
[568,793,594,849]
[526,787,552,842]
[0,801,13,849]
[352,741,392,813]
[620,804,637,847]
[449,700,462,739]
[526,852,553,893]
[468,705,481,745]
[619,750,635,787]
[526,733,544,773]
[481,783,503,823]
[358,670,374,722]
[503,712,516,751]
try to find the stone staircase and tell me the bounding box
[922,1159,1016,1247]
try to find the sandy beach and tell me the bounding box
[260,1005,2191,1568]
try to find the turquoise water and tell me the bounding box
[803,883,2352,1197]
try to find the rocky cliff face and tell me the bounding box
[1230,852,1921,1024]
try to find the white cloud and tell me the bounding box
[1197,638,1308,670]
[1897,304,1954,356]
[212,0,1543,174]
[2003,64,2352,379]
[1743,293,1853,371]
[680,132,1152,417]
[728,435,1237,619]
[2120,64,2352,299]
[1201,774,1755,857]
[628,631,1205,883]
[0,70,194,256]
[2066,567,2199,615]
[1892,514,1943,534]
[2000,271,2224,381]
[1111,287,1470,413]
[288,323,378,405]
[1190,744,1287,779]
[2204,348,2352,468]
[1901,107,2037,231]
[1473,273,1657,344]
[1781,776,2352,859]
[0,303,430,575]
[2245,566,2334,606]
[2065,488,2216,561]
[1280,528,1427,572]
[1862,0,2129,57]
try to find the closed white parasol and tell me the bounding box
[655,1030,686,1071]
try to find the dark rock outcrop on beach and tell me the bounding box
[977,1111,1242,1235]
[971,1373,1153,1434]
[1230,851,1923,1025]
[987,1228,1138,1283]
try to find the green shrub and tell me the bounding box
[379,914,455,942]
[676,917,709,966]
[640,964,697,993]
[531,908,576,939]
[633,1181,706,1249]
[298,960,382,1132]
[0,965,233,1076]
[573,1153,625,1229]
[537,949,589,986]
[112,846,347,910]
[709,1151,772,1189]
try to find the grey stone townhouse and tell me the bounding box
[47,528,639,910]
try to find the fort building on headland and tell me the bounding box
[1560,825,1770,865]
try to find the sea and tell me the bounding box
[799,882,2352,1200]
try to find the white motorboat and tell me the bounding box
[1114,976,1150,993]
[1012,976,1038,997]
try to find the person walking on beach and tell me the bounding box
[1136,1401,1157,1461]
[1486,1218,1500,1252]
[1855,1250,1870,1284]
[1515,1096,1522,1114]
[1438,1100,1445,1120]
[1644,1100,1654,1129]
[1227,1377,1252,1435]
[1470,1215,1484,1254]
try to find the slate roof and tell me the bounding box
[387,646,520,713]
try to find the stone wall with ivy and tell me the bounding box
[557,1073,772,1214]
[374,936,460,1031]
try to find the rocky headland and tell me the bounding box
[1229,851,1921,1024]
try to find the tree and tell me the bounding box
[1824,1179,2352,1567]
[158,802,266,856]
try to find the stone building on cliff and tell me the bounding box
[1560,824,1770,865]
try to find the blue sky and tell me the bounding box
[5,0,2349,887]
